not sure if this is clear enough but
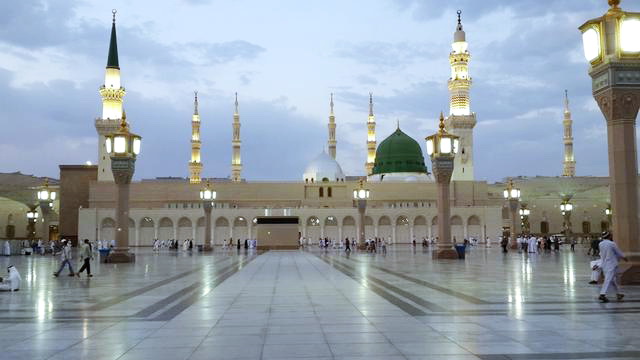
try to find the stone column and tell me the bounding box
[432,157,457,259]
[109,157,135,263]
[203,202,213,251]
[38,203,51,242]
[594,89,640,282]
[509,199,519,249]
[357,199,366,246]
[563,211,572,241]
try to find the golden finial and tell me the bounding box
[119,109,129,131]
[609,0,620,9]
[438,112,446,132]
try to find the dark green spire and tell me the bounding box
[106,10,119,69]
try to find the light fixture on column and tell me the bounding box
[503,179,520,248]
[353,179,370,247]
[199,180,216,251]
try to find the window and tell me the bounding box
[582,221,591,234]
[328,187,332,197]
[540,221,549,234]
[319,187,324,197]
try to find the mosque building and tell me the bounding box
[0,12,614,247]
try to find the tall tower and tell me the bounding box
[328,93,337,159]
[445,10,477,181]
[95,10,126,182]
[366,93,376,175]
[189,91,202,184]
[231,93,242,182]
[562,90,576,177]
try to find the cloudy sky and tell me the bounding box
[0,0,631,182]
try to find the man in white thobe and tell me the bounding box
[0,265,21,291]
[528,237,537,254]
[598,232,628,303]
[590,258,602,284]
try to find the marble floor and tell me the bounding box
[0,245,639,360]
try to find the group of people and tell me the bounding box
[151,238,196,251]
[52,239,94,278]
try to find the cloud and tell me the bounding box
[181,41,266,65]
[334,41,438,68]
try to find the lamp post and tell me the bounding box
[104,111,141,263]
[36,179,56,242]
[580,0,640,281]
[503,179,520,249]
[353,179,370,248]
[26,207,39,241]
[426,112,460,259]
[519,206,531,235]
[560,198,573,240]
[199,180,216,252]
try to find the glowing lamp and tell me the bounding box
[425,112,460,159]
[199,181,217,201]
[37,180,56,202]
[353,179,370,200]
[503,179,520,200]
[105,111,142,158]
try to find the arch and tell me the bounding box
[378,215,392,242]
[342,216,356,241]
[450,216,463,242]
[158,217,173,241]
[233,216,248,227]
[306,216,321,243]
[233,216,248,240]
[324,216,338,226]
[324,216,338,240]
[582,221,591,234]
[100,217,116,243]
[177,217,192,241]
[327,187,332,197]
[215,217,229,227]
[319,187,324,197]
[196,217,205,227]
[364,216,374,239]
[139,217,155,246]
[467,215,481,239]
[196,217,205,244]
[414,215,427,240]
[431,216,438,225]
[395,215,410,243]
[215,216,230,245]
[342,216,355,226]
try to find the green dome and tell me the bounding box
[372,128,428,175]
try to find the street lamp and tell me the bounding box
[426,112,460,259]
[36,179,56,242]
[104,111,141,263]
[199,180,216,251]
[503,178,520,249]
[519,206,531,235]
[353,179,370,248]
[26,207,39,241]
[605,204,613,230]
[560,198,573,239]
[580,0,640,281]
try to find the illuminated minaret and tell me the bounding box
[95,10,126,182]
[328,93,337,159]
[366,93,376,175]
[231,93,242,182]
[189,91,202,184]
[562,90,576,177]
[445,10,477,181]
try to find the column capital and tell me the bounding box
[432,157,454,183]
[595,88,640,124]
[111,157,136,184]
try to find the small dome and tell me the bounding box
[372,128,428,175]
[303,151,345,182]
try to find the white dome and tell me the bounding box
[303,151,345,182]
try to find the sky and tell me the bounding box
[0,0,632,182]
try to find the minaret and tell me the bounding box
[562,90,576,177]
[95,10,126,182]
[231,93,242,182]
[189,91,202,184]
[366,93,376,175]
[445,10,477,181]
[328,93,337,159]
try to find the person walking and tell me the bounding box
[53,239,75,277]
[598,232,628,303]
[76,239,94,278]
[500,236,508,253]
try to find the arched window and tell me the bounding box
[582,221,591,234]
[319,187,324,197]
[327,187,332,197]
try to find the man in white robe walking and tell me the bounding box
[598,232,628,303]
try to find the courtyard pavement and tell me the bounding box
[0,245,639,360]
